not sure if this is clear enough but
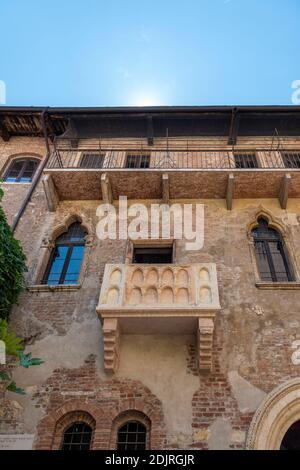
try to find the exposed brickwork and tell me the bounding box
[3,134,300,449]
[0,137,46,224]
[191,321,254,449]
[33,355,167,450]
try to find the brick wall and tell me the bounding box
[2,136,300,449]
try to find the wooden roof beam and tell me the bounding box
[147,115,154,145]
[0,117,10,141]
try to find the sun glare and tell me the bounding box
[131,94,162,107]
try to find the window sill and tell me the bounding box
[1,181,32,185]
[27,284,81,292]
[255,281,300,290]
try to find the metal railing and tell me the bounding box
[46,144,300,170]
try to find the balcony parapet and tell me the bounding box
[43,145,300,204]
[97,263,221,374]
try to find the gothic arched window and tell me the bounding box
[43,222,87,285]
[252,218,293,282]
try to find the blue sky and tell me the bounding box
[0,0,299,106]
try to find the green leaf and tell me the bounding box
[0,184,27,321]
[19,351,44,368]
[6,381,26,395]
[0,371,10,381]
[0,319,24,356]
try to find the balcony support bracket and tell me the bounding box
[162,173,170,203]
[101,173,113,204]
[279,173,291,209]
[42,174,59,212]
[226,173,235,210]
[198,317,215,372]
[103,318,120,374]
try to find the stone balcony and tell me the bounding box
[97,263,221,374]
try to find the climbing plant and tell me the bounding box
[0,185,43,394]
[0,185,27,321]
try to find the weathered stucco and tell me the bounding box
[2,135,300,449]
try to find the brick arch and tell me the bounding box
[34,399,104,450]
[110,398,162,421]
[53,410,96,450]
[104,384,167,449]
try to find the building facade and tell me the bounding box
[1,106,300,450]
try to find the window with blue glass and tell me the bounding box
[4,158,39,182]
[43,223,87,285]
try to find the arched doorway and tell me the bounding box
[247,379,300,449]
[280,420,300,450]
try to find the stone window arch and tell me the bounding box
[247,209,298,285]
[42,222,87,285]
[111,411,151,450]
[251,217,294,282]
[32,214,94,287]
[246,378,300,449]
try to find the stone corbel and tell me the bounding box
[279,173,291,209]
[162,174,170,204]
[41,236,55,250]
[101,173,113,204]
[102,318,120,373]
[42,174,59,212]
[85,234,94,247]
[197,317,215,372]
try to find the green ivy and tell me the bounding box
[0,319,24,356]
[0,185,27,321]
[0,185,43,395]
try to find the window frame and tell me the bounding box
[252,218,294,283]
[79,152,105,169]
[132,246,174,264]
[281,151,300,169]
[117,420,147,451]
[233,151,259,169]
[42,223,87,285]
[60,421,93,451]
[3,157,40,182]
[125,153,151,169]
[110,411,151,450]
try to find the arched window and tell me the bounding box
[4,158,39,182]
[117,420,147,450]
[61,422,92,450]
[280,419,300,450]
[252,217,294,282]
[42,222,87,285]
